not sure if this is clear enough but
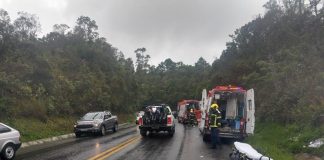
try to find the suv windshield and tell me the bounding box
[81,112,103,120]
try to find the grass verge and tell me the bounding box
[246,122,324,160]
[3,117,77,142]
[2,113,135,142]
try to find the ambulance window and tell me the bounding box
[215,94,220,100]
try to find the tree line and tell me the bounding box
[0,0,323,124]
[0,8,210,121]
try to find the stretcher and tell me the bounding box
[229,142,273,160]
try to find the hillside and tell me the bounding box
[0,1,323,157]
[1,0,324,124]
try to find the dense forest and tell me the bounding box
[0,9,211,121]
[0,0,323,125]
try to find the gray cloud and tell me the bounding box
[1,0,267,65]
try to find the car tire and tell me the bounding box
[1,143,16,160]
[168,128,175,137]
[140,129,147,137]
[112,123,118,133]
[100,126,106,136]
[75,132,81,138]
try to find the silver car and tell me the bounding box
[0,123,21,160]
[74,111,118,137]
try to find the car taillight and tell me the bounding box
[167,116,172,124]
[138,117,143,126]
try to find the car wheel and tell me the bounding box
[75,132,81,138]
[140,129,147,137]
[112,123,118,133]
[100,126,106,136]
[168,128,175,137]
[1,143,16,160]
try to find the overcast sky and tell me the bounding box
[0,0,267,65]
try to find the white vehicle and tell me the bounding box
[0,123,21,160]
[138,105,176,137]
[199,85,255,140]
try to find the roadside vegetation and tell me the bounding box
[247,122,324,159]
[3,115,135,142]
[3,117,77,142]
[0,0,323,157]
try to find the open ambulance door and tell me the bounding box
[245,89,255,135]
[199,89,207,132]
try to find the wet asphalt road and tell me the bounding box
[16,124,233,160]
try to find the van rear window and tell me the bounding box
[0,124,11,134]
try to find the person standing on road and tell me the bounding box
[209,102,222,149]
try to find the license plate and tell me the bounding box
[152,126,159,129]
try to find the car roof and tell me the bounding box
[86,111,110,114]
[147,105,170,108]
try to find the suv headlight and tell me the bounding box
[93,120,100,127]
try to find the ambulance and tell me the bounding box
[198,85,255,140]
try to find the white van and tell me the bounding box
[198,85,255,140]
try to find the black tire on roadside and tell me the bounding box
[1,143,16,160]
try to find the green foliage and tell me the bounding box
[118,113,136,124]
[246,123,294,160]
[210,0,324,123]
[134,57,211,109]
[247,122,324,159]
[3,117,77,142]
[0,11,141,120]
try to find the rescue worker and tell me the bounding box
[209,102,222,149]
